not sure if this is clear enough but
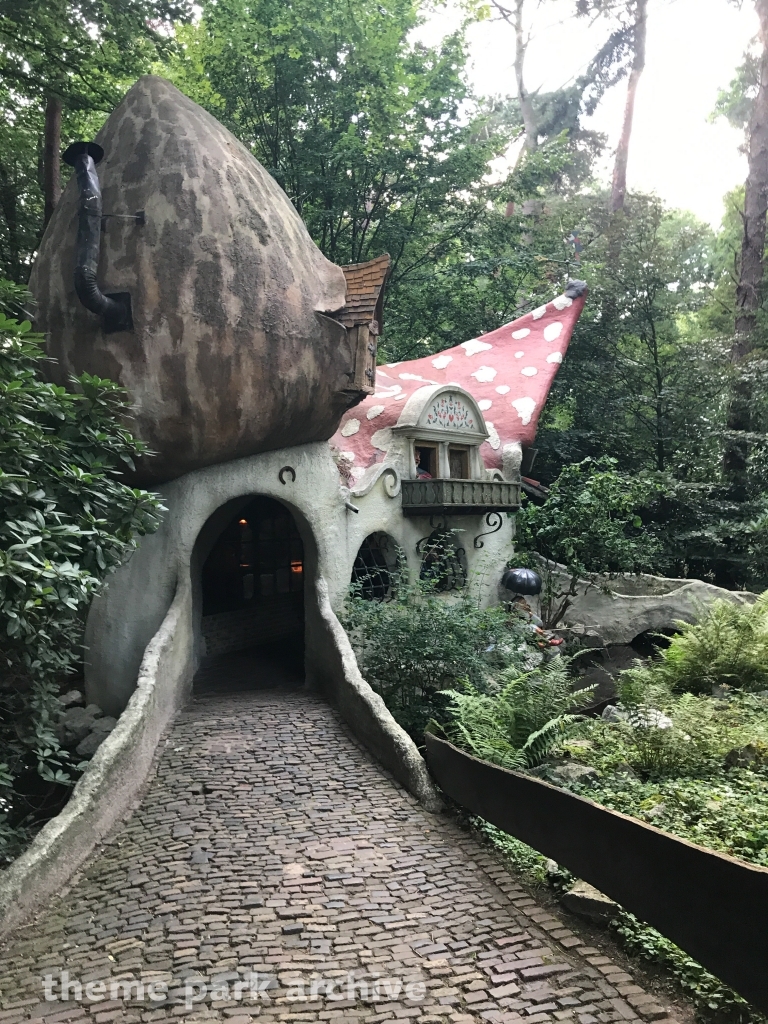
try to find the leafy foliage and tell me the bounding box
[517,456,661,580]
[474,680,768,1021]
[0,0,192,283]
[514,455,662,625]
[622,593,768,696]
[0,307,162,863]
[162,0,593,364]
[437,657,595,769]
[342,578,535,741]
[613,912,756,1018]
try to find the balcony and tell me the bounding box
[401,478,521,517]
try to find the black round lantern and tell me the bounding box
[502,567,542,596]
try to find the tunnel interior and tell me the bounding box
[194,496,305,692]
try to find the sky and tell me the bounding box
[418,0,759,228]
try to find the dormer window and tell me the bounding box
[396,387,489,482]
[395,384,521,516]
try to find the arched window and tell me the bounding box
[418,528,467,592]
[351,532,402,600]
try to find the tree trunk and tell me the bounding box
[724,0,768,491]
[513,0,538,152]
[43,95,62,229]
[0,161,20,282]
[611,0,647,213]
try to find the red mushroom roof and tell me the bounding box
[330,284,587,478]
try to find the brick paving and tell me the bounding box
[0,687,679,1024]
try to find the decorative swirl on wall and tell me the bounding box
[278,466,296,485]
[382,467,401,498]
[350,463,401,499]
[473,511,504,549]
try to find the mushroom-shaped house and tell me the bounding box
[27,74,587,824]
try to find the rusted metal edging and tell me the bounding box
[424,732,768,1012]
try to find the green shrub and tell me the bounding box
[612,913,757,1019]
[342,579,533,740]
[515,457,663,626]
[0,306,163,863]
[556,690,768,864]
[436,657,595,769]
[647,592,768,694]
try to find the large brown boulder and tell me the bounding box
[30,76,362,485]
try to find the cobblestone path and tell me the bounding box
[0,688,679,1024]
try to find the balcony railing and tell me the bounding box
[401,478,520,516]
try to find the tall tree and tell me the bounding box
[166,0,513,286]
[0,0,191,247]
[537,194,721,478]
[42,97,61,229]
[489,0,641,193]
[725,0,768,489]
[576,0,649,212]
[609,0,647,212]
[511,0,540,153]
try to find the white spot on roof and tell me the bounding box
[461,338,493,356]
[496,385,511,394]
[341,418,360,436]
[478,399,492,410]
[341,450,356,461]
[512,397,536,425]
[374,384,402,398]
[515,351,524,358]
[399,372,438,383]
[543,321,563,342]
[432,354,453,369]
[367,404,386,419]
[471,365,497,383]
[350,466,366,480]
[553,294,573,310]
[371,427,393,450]
[386,362,402,367]
[377,368,392,377]
[485,421,501,450]
[546,351,563,364]
[521,366,538,376]
[512,328,530,340]
[532,305,547,319]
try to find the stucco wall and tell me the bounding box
[85,442,515,715]
[82,439,445,806]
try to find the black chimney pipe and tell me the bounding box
[62,141,133,333]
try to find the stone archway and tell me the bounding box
[195,496,306,689]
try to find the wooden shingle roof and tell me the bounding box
[336,253,391,332]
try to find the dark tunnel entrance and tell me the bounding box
[195,496,305,693]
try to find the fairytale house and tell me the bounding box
[328,278,586,604]
[28,73,586,807]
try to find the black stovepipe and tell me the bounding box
[62,141,132,333]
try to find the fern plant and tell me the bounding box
[649,592,768,694]
[436,657,595,770]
